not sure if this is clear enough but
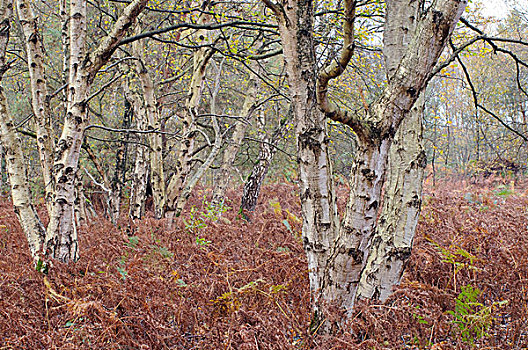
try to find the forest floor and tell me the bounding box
[0,178,527,349]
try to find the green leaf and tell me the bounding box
[282,219,292,233]
[175,279,187,287]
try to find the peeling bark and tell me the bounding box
[16,0,55,213]
[45,0,146,262]
[212,75,258,207]
[356,0,426,302]
[0,0,46,259]
[274,0,341,323]
[321,0,465,316]
[132,23,166,219]
[240,114,287,213]
[356,96,425,301]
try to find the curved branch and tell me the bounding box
[317,0,357,127]
[119,20,278,46]
[455,46,528,142]
[87,0,147,78]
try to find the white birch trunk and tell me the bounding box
[132,24,166,219]
[16,0,55,213]
[356,96,425,301]
[74,174,96,227]
[124,74,149,220]
[272,0,467,323]
[166,17,214,218]
[0,1,46,259]
[174,114,222,217]
[274,1,341,326]
[0,90,47,258]
[211,75,258,207]
[355,0,426,301]
[45,0,146,262]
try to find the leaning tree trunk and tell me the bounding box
[211,75,258,207]
[0,2,46,259]
[166,14,214,218]
[272,0,467,324]
[354,0,427,303]
[132,22,166,219]
[0,90,47,258]
[16,0,55,214]
[124,71,150,220]
[45,0,146,262]
[240,115,287,213]
[174,114,222,217]
[324,0,465,316]
[356,96,425,301]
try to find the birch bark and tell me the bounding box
[0,0,46,259]
[356,0,426,301]
[240,114,287,213]
[320,0,466,316]
[16,0,55,213]
[212,75,258,207]
[0,90,46,258]
[45,0,146,262]
[132,23,166,219]
[166,14,214,218]
[124,73,150,220]
[271,0,341,325]
[269,0,466,322]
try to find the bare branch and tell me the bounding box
[454,45,528,142]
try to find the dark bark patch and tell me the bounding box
[417,150,427,168]
[432,10,444,26]
[347,248,363,264]
[407,196,421,208]
[53,163,64,173]
[361,168,376,182]
[368,200,378,211]
[298,127,323,155]
[389,247,412,261]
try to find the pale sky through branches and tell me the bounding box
[480,0,528,18]
[481,0,509,18]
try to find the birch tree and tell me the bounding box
[131,22,166,219]
[16,0,54,214]
[7,0,147,262]
[165,10,215,219]
[124,69,150,220]
[265,0,467,326]
[240,111,288,214]
[355,0,427,302]
[0,0,46,259]
[44,0,147,262]
[211,74,258,207]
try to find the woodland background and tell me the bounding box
[0,0,527,348]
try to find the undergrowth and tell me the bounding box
[0,181,526,349]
